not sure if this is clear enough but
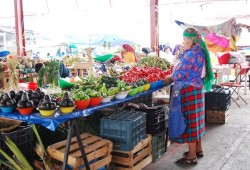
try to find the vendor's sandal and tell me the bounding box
[176,157,198,165]
[183,151,204,158]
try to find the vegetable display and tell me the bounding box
[58,92,75,108]
[136,56,171,70]
[120,67,172,83]
[71,90,90,101]
[0,93,16,107]
[100,76,119,89]
[38,95,57,110]
[17,92,34,108]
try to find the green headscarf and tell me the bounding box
[183,28,215,91]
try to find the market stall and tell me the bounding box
[0,53,172,169]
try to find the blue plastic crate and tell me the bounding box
[100,110,147,151]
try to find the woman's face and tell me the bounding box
[183,37,193,50]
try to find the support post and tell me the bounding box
[14,0,26,56]
[150,0,159,56]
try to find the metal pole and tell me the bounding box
[14,0,26,56]
[3,32,7,50]
[150,0,159,56]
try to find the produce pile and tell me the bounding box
[119,66,172,83]
[18,56,42,73]
[62,56,87,66]
[136,56,171,70]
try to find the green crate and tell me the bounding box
[152,131,166,161]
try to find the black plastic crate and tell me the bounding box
[205,88,231,111]
[0,126,34,160]
[147,120,165,136]
[125,106,167,136]
[129,94,153,106]
[100,110,147,151]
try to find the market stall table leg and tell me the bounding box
[62,119,90,170]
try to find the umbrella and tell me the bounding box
[175,18,249,53]
[69,43,77,49]
[0,51,10,57]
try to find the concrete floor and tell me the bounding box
[144,90,250,170]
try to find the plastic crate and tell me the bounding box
[205,88,231,111]
[152,132,166,161]
[0,126,34,160]
[129,94,153,106]
[126,106,167,136]
[100,110,147,151]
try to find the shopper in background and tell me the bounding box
[121,44,138,64]
[56,48,62,57]
[160,45,176,64]
[172,44,184,65]
[165,28,214,165]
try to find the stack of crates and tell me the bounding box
[133,106,168,161]
[100,110,147,151]
[205,87,231,124]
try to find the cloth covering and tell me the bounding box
[170,85,206,143]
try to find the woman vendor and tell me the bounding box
[165,28,214,165]
[120,44,138,64]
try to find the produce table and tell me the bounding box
[0,85,169,170]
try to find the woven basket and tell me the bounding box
[0,117,21,133]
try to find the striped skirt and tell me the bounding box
[170,85,205,143]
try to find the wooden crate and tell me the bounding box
[47,133,112,170]
[111,134,152,170]
[206,110,229,124]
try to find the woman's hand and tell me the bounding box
[164,75,173,84]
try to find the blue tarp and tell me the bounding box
[0,86,168,131]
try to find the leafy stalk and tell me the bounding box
[5,137,33,170]
[0,159,15,169]
[0,149,22,170]
[32,125,47,156]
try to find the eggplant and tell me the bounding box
[31,98,39,106]
[39,103,50,110]
[31,92,40,99]
[0,94,4,100]
[50,102,57,110]
[44,95,51,103]
[59,100,68,107]
[0,100,7,107]
[3,93,11,100]
[17,91,23,98]
[21,92,29,101]
[6,100,15,107]
[9,90,16,98]
[11,98,17,105]
[63,92,70,101]
[67,99,75,107]
[39,92,45,99]
[26,101,34,108]
[17,100,26,108]
[1,98,9,104]
[35,88,41,93]
[27,90,33,94]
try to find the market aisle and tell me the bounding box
[144,91,250,170]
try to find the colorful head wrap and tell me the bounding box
[183,28,215,91]
[121,44,138,62]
